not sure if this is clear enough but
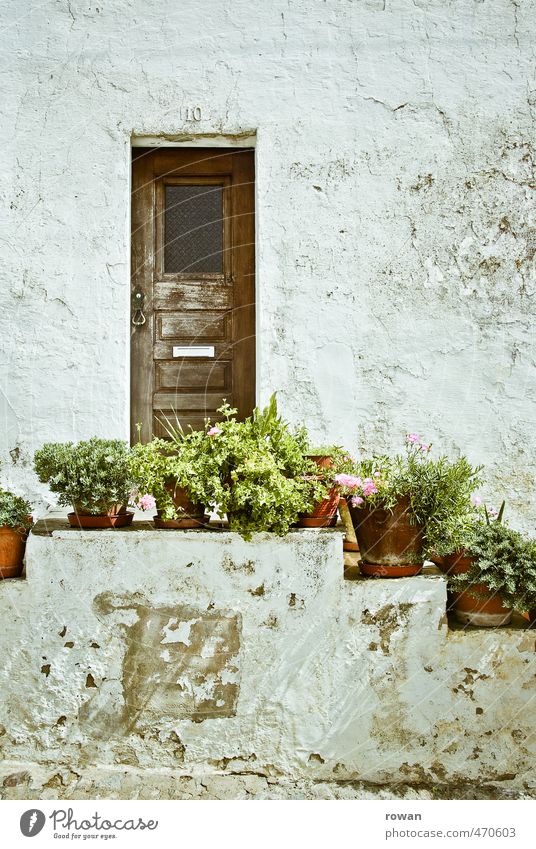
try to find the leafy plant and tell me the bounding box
[34,438,133,515]
[342,434,483,557]
[164,396,326,539]
[129,435,224,520]
[448,520,536,612]
[0,489,32,529]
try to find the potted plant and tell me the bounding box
[347,434,483,577]
[181,396,324,540]
[297,445,346,528]
[34,438,135,528]
[0,489,33,578]
[446,507,536,627]
[129,435,221,528]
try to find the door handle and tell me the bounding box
[132,289,146,326]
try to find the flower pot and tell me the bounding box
[0,519,32,579]
[441,549,473,576]
[297,487,340,528]
[160,481,205,525]
[453,584,512,627]
[348,497,423,577]
[306,454,335,470]
[339,497,359,551]
[67,511,134,528]
[73,503,127,517]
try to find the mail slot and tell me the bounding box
[173,345,215,358]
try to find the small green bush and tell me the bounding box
[448,520,536,612]
[343,435,483,557]
[164,395,326,539]
[0,489,32,529]
[34,438,133,515]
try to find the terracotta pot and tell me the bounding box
[153,514,208,529]
[348,497,423,577]
[67,511,134,528]
[453,584,512,627]
[73,503,127,517]
[441,549,473,576]
[0,519,32,579]
[298,515,338,529]
[527,609,536,628]
[164,480,205,519]
[306,454,335,470]
[298,487,340,528]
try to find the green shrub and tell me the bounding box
[165,395,326,539]
[345,435,483,557]
[129,435,224,520]
[0,489,32,529]
[34,438,133,514]
[448,520,536,612]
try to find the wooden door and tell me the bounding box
[131,148,255,441]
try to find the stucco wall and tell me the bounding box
[1,522,535,799]
[1,0,536,524]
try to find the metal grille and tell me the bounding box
[164,184,223,273]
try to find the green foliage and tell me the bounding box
[166,395,326,539]
[129,436,224,520]
[33,438,133,514]
[353,442,483,557]
[0,489,32,529]
[448,521,536,611]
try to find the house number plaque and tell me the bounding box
[181,106,202,122]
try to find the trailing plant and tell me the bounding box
[0,489,32,529]
[448,518,536,612]
[340,434,483,557]
[164,396,326,539]
[34,438,133,514]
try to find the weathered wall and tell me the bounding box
[1,522,535,798]
[1,0,536,524]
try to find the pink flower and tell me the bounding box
[137,494,156,512]
[351,495,364,507]
[334,473,361,489]
[419,442,431,453]
[487,505,499,519]
[361,477,378,497]
[471,494,482,507]
[207,426,222,436]
[406,433,421,444]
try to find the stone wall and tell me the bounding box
[1,520,535,799]
[1,1,536,527]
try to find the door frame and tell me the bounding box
[129,138,258,442]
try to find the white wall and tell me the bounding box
[1,0,535,523]
[1,524,534,794]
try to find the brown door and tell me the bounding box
[131,147,255,441]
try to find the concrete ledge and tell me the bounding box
[0,517,534,793]
[1,760,534,801]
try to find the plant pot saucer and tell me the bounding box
[67,511,134,529]
[153,514,209,529]
[297,515,338,528]
[359,561,423,578]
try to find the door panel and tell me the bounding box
[131,148,255,441]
